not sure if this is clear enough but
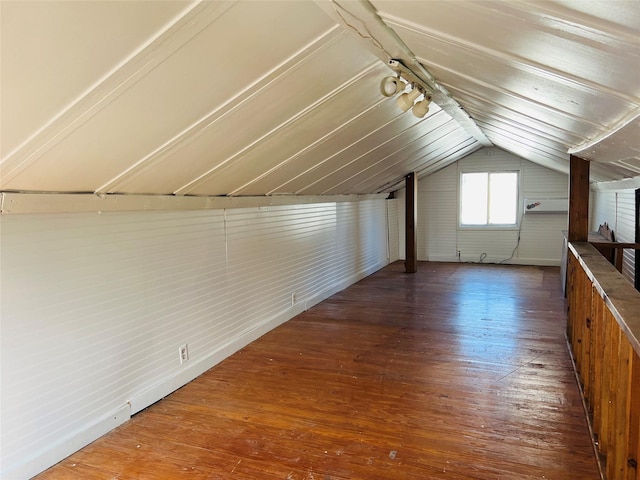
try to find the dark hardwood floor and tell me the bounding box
[35,261,599,479]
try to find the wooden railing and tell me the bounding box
[566,242,640,480]
[591,241,640,277]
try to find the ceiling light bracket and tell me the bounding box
[387,59,434,97]
[382,59,433,118]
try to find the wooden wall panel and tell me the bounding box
[405,172,417,273]
[568,155,590,242]
[567,244,640,480]
[629,354,640,480]
[611,335,633,479]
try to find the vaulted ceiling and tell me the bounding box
[1,0,639,198]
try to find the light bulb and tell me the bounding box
[380,76,402,97]
[412,96,431,118]
[396,88,422,112]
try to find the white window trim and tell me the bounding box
[457,169,522,230]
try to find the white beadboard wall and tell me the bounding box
[421,166,456,261]
[0,198,389,480]
[386,198,400,263]
[591,188,637,285]
[396,147,569,265]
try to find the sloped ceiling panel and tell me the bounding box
[1,0,192,157]
[106,28,376,196]
[0,0,481,197]
[1,0,639,199]
[372,0,640,183]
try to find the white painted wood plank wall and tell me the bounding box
[386,199,400,263]
[0,198,390,479]
[396,147,569,265]
[591,188,637,285]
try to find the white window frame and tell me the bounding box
[458,170,521,229]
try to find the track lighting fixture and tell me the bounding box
[412,95,432,118]
[380,76,403,97]
[396,87,422,112]
[380,58,435,119]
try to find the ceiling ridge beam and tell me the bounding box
[314,0,491,147]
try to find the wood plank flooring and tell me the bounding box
[35,262,599,480]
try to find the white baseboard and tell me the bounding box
[427,255,560,266]
[5,403,131,480]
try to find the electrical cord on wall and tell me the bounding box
[459,220,524,265]
[498,219,524,264]
[498,229,521,264]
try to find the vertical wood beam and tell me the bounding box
[405,172,418,273]
[568,155,590,242]
[628,352,640,479]
[611,327,631,479]
[600,309,614,457]
[635,188,639,292]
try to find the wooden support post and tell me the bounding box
[405,172,418,274]
[628,353,640,479]
[568,154,590,242]
[635,188,639,292]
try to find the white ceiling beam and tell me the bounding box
[313,0,491,147]
[0,192,389,215]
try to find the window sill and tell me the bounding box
[458,225,520,231]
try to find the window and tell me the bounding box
[460,171,518,226]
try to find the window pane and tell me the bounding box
[461,172,488,225]
[488,172,517,224]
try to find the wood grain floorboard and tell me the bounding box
[35,261,599,479]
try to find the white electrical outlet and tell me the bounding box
[179,344,189,364]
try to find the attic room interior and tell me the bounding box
[1,0,639,479]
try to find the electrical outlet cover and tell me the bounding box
[179,344,189,364]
